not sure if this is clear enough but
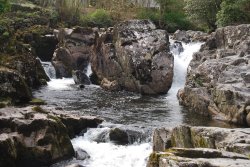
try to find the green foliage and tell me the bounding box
[56,0,84,26]
[80,9,112,28]
[216,0,250,27]
[163,12,193,33]
[136,8,160,24]
[0,0,10,14]
[184,0,222,31]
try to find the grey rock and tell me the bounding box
[178,24,250,126]
[91,20,174,94]
[0,107,103,167]
[72,70,91,85]
[148,125,250,167]
[0,68,32,103]
[52,27,95,78]
[75,148,90,160]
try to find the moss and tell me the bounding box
[32,106,48,114]
[0,97,12,107]
[148,152,161,167]
[29,98,46,105]
[194,77,203,87]
[0,102,6,108]
[47,115,61,123]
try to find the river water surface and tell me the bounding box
[34,41,218,167]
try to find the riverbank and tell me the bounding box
[0,106,102,167]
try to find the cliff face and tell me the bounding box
[178,24,250,126]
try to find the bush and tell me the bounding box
[163,12,193,33]
[80,9,113,28]
[216,0,250,27]
[136,8,160,25]
[0,0,10,14]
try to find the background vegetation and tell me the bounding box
[0,0,250,32]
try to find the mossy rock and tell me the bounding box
[32,106,49,114]
[29,98,46,105]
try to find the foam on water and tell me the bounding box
[71,128,151,167]
[47,78,75,90]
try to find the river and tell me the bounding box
[34,40,217,167]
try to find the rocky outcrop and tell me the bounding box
[178,24,250,126]
[52,27,95,78]
[32,35,58,61]
[147,125,250,167]
[91,20,174,94]
[0,68,32,103]
[172,29,209,43]
[100,78,120,91]
[0,106,103,167]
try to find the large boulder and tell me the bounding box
[178,24,250,126]
[0,106,103,167]
[172,30,209,43]
[91,20,174,94]
[147,125,250,167]
[52,27,95,78]
[2,52,49,89]
[0,68,32,103]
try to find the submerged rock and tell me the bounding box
[148,125,250,167]
[75,148,90,160]
[109,128,129,145]
[91,20,174,94]
[178,24,250,126]
[72,70,91,85]
[0,106,103,167]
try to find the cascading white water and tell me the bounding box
[41,61,56,79]
[38,40,203,167]
[168,40,203,96]
[70,127,151,167]
[55,41,203,167]
[86,63,93,77]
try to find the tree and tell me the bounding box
[216,0,250,27]
[0,0,10,14]
[184,0,221,31]
[155,0,171,27]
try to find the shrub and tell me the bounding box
[163,12,193,33]
[136,8,160,26]
[0,0,10,14]
[80,9,113,28]
[216,0,250,27]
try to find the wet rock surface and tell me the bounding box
[91,20,174,94]
[0,68,32,103]
[0,106,103,167]
[148,125,250,167]
[178,24,250,126]
[172,29,209,43]
[72,70,91,85]
[52,27,95,78]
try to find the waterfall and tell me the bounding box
[39,40,203,167]
[168,39,203,96]
[41,61,56,79]
[86,63,93,77]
